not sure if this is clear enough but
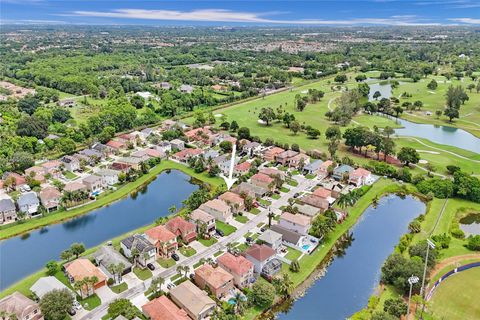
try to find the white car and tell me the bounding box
[73,300,82,310]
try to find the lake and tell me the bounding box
[277,194,425,320]
[459,213,480,236]
[0,170,199,290]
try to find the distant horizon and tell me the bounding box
[1,0,480,26]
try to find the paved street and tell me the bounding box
[78,174,320,319]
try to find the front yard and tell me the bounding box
[157,258,176,269]
[216,221,237,236]
[79,294,101,311]
[133,267,152,280]
[235,215,249,223]
[198,237,217,247]
[179,246,197,257]
[249,208,261,214]
[110,282,128,294]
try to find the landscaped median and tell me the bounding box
[0,160,224,240]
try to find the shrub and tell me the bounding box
[384,298,408,318]
[466,235,480,251]
[431,233,451,249]
[417,178,454,198]
[408,220,421,234]
[107,278,114,286]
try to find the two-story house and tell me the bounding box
[217,252,254,289]
[145,225,178,258]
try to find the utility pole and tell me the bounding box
[407,275,419,319]
[420,238,436,318]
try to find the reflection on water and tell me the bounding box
[0,170,199,290]
[459,213,480,236]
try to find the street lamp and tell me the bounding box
[407,275,419,319]
[420,239,436,297]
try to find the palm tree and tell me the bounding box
[73,280,85,299]
[131,248,140,268]
[182,265,190,278]
[337,193,352,209]
[267,209,275,228]
[232,292,246,315]
[168,205,177,215]
[149,276,165,295]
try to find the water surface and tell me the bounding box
[459,213,480,236]
[0,170,198,290]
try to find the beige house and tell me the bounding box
[199,199,232,223]
[218,192,245,213]
[0,292,43,320]
[194,264,234,299]
[169,280,216,320]
[217,252,254,288]
[189,209,216,235]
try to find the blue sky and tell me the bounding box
[1,0,480,26]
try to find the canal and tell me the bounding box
[0,170,199,290]
[278,194,426,320]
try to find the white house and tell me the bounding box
[258,229,283,251]
[17,192,40,216]
[95,169,119,186]
[278,212,311,236]
[349,168,374,186]
[61,156,80,172]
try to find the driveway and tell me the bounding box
[95,286,117,303]
[123,273,142,288]
[130,293,149,310]
[189,240,207,252]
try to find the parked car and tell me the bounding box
[167,283,175,290]
[216,229,225,237]
[189,273,195,280]
[260,227,266,232]
[246,237,253,243]
[293,192,300,198]
[72,301,82,310]
[67,308,76,316]
[171,253,180,261]
[147,263,155,271]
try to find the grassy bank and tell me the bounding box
[0,160,223,240]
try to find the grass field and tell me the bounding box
[215,220,236,235]
[429,267,480,320]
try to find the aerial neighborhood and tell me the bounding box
[0,119,376,319]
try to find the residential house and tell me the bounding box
[39,186,61,212]
[118,133,137,145]
[241,141,262,158]
[120,234,156,267]
[169,281,216,320]
[218,192,245,213]
[270,224,303,248]
[279,212,311,236]
[349,167,374,186]
[194,264,234,299]
[57,98,75,107]
[93,246,132,282]
[141,127,154,139]
[114,157,143,170]
[130,150,150,162]
[211,84,227,92]
[203,149,220,161]
[64,259,107,296]
[263,147,285,162]
[157,82,172,90]
[17,192,40,216]
[95,169,119,186]
[106,140,127,152]
[24,166,46,183]
[145,225,178,258]
[250,173,274,191]
[212,133,236,146]
[40,160,62,178]
[258,168,286,181]
[172,148,203,163]
[61,156,80,172]
[82,175,104,194]
[30,276,74,300]
[234,161,251,176]
[303,159,323,175]
[258,229,283,251]
[332,164,354,181]
[110,162,132,173]
[199,199,232,223]
[2,172,26,191]
[185,127,213,145]
[0,196,16,224]
[91,143,113,157]
[293,203,320,219]
[142,296,190,320]
[165,216,197,243]
[78,149,103,164]
[244,244,280,278]
[312,187,332,199]
[0,292,43,320]
[217,252,254,289]
[63,181,87,193]
[319,160,334,176]
[170,139,185,151]
[232,182,268,199]
[179,84,194,94]
[161,120,188,131]
[275,150,298,165]
[155,141,172,154]
[189,209,216,236]
[288,153,310,169]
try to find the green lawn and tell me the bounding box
[133,267,152,280]
[64,171,78,180]
[110,282,128,294]
[235,215,249,223]
[430,268,480,320]
[214,250,224,257]
[280,186,290,192]
[79,294,101,311]
[258,199,272,206]
[249,208,261,214]
[179,246,197,257]
[157,258,176,269]
[271,194,281,200]
[286,179,299,187]
[236,243,249,252]
[198,237,217,247]
[193,261,203,269]
[285,248,303,261]
[170,273,182,282]
[216,221,236,235]
[0,160,223,240]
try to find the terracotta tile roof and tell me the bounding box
[142,296,189,320]
[219,192,244,206]
[173,148,203,160]
[350,167,371,178]
[63,181,86,192]
[200,199,230,213]
[320,160,333,170]
[106,140,125,149]
[301,194,329,209]
[280,212,311,227]
[65,259,106,283]
[259,168,285,178]
[251,173,274,184]
[312,187,332,199]
[265,147,284,157]
[195,264,233,290]
[244,244,275,262]
[145,225,177,243]
[234,161,251,172]
[145,148,164,158]
[218,252,253,276]
[166,216,196,235]
[39,186,61,202]
[41,160,62,169]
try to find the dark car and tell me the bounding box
[246,237,253,243]
[189,273,195,280]
[147,263,155,271]
[171,253,180,261]
[260,227,266,232]
[216,229,225,237]
[67,309,76,316]
[293,192,300,198]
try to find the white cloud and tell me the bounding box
[448,18,480,24]
[0,19,66,25]
[62,8,439,26]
